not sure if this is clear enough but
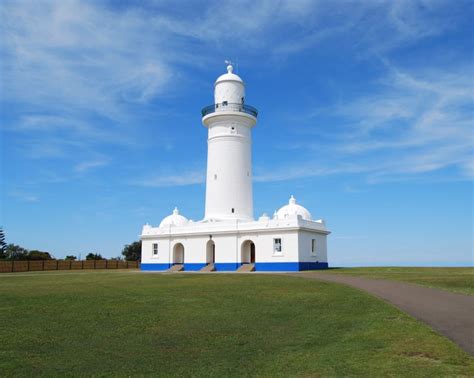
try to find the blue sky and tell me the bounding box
[1,0,472,265]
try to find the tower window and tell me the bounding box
[241,97,244,104]
[152,243,158,256]
[214,174,217,180]
[231,126,235,131]
[273,238,282,253]
[231,208,235,213]
[311,239,316,255]
[222,101,228,106]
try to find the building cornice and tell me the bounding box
[141,221,330,239]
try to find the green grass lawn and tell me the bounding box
[0,271,472,376]
[318,267,474,295]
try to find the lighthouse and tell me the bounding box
[201,64,258,221]
[140,63,330,272]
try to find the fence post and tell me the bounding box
[27,260,30,272]
[82,260,84,270]
[42,260,45,271]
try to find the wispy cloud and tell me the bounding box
[254,164,365,183]
[1,1,173,119]
[0,0,320,121]
[6,0,449,118]
[260,64,474,184]
[1,0,472,189]
[8,191,39,203]
[133,171,205,188]
[75,159,110,173]
[1,0,322,178]
[271,0,461,57]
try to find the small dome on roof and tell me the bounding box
[276,195,312,221]
[159,207,189,228]
[215,64,243,85]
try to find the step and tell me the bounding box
[237,263,255,272]
[168,264,184,272]
[200,263,216,272]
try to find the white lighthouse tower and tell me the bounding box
[140,63,330,272]
[202,63,257,221]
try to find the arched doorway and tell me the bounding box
[206,240,215,264]
[173,243,184,264]
[241,240,256,264]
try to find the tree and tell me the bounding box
[27,250,53,260]
[65,255,77,261]
[86,253,104,260]
[4,244,29,260]
[109,256,123,261]
[122,241,141,261]
[0,227,6,259]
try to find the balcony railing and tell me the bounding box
[201,103,258,118]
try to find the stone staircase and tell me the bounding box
[168,264,184,272]
[200,263,216,272]
[237,263,255,272]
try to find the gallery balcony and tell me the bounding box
[201,103,258,118]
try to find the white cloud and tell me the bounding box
[254,164,364,183]
[75,159,109,173]
[1,0,471,188]
[1,0,179,168]
[8,191,39,202]
[134,171,205,187]
[1,0,173,119]
[271,0,459,57]
[260,64,474,184]
[1,0,465,119]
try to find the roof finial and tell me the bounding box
[225,59,233,73]
[289,195,296,204]
[173,207,179,215]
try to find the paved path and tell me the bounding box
[287,272,474,355]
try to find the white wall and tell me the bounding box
[142,229,311,265]
[214,80,244,105]
[298,230,328,263]
[205,131,253,221]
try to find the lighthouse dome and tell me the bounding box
[215,64,244,85]
[214,64,245,105]
[159,207,189,228]
[276,195,312,221]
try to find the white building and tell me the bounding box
[140,64,330,272]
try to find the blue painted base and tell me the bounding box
[141,262,328,272]
[214,263,240,271]
[141,263,170,271]
[255,262,328,271]
[184,263,207,271]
